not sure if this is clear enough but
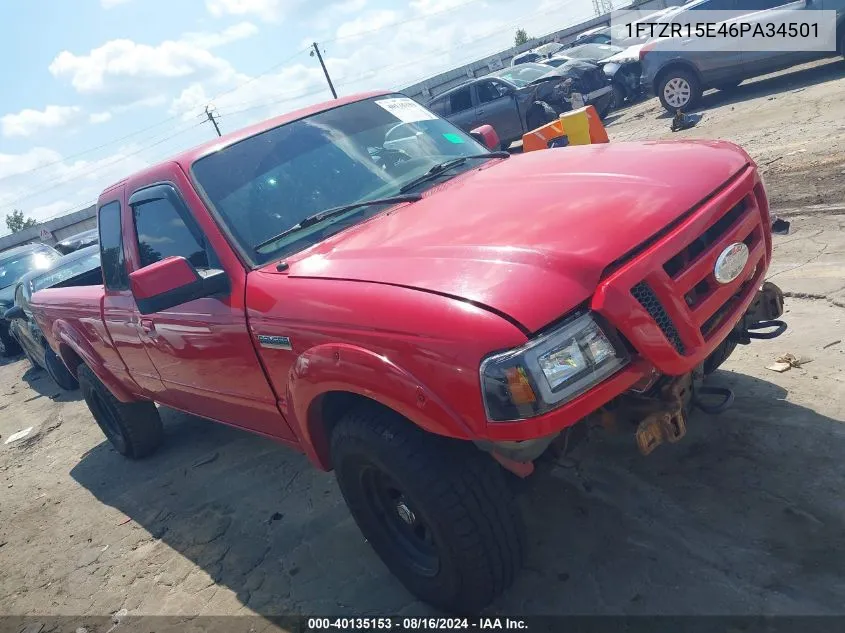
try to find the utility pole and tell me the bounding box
[205,105,222,137]
[311,42,337,99]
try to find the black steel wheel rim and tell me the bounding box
[88,389,126,451]
[361,466,440,577]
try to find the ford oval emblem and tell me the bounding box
[713,242,749,284]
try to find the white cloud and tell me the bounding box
[206,0,284,21]
[89,111,113,124]
[182,21,260,48]
[0,148,63,181]
[1,105,84,138]
[335,9,398,40]
[101,0,133,7]
[47,23,259,107]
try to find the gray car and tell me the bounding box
[427,62,613,148]
[641,0,845,112]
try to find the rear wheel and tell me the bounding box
[657,68,701,112]
[331,404,524,614]
[0,328,21,357]
[45,348,79,391]
[78,364,163,458]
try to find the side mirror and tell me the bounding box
[469,124,501,151]
[129,256,229,315]
[3,305,26,321]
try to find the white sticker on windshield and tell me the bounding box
[375,97,438,123]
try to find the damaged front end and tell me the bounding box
[479,282,787,473]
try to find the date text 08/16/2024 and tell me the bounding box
[306,617,529,630]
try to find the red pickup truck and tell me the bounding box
[30,91,786,613]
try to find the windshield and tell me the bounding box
[566,44,621,60]
[30,250,101,293]
[191,95,492,265]
[489,63,550,86]
[0,249,58,289]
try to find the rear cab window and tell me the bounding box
[98,201,129,291]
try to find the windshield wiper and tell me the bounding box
[253,194,423,252]
[398,152,510,193]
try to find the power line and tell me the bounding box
[1,121,205,212]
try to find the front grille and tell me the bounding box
[664,200,746,278]
[631,282,686,355]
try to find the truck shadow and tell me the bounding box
[655,56,845,118]
[20,364,83,403]
[69,371,845,616]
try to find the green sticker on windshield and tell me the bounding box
[442,133,465,144]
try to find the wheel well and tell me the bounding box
[654,62,701,95]
[306,391,400,471]
[58,344,83,378]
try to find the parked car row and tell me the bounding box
[496,0,845,124]
[427,60,614,148]
[0,227,100,387]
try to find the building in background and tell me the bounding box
[0,205,96,254]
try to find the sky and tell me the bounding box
[0,0,600,236]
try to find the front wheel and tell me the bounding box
[78,364,163,458]
[657,68,701,113]
[331,405,524,614]
[526,101,557,131]
[611,83,627,110]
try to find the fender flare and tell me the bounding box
[51,319,137,402]
[287,343,475,470]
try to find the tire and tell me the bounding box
[611,83,626,110]
[526,101,557,131]
[0,328,21,357]
[657,68,701,113]
[78,364,163,458]
[45,348,79,391]
[703,338,737,375]
[331,405,524,614]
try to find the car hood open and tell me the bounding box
[271,140,750,332]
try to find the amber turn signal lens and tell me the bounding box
[504,366,537,405]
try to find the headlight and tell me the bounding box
[480,312,628,422]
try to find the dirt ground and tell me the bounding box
[1,56,845,622]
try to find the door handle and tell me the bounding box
[139,318,156,335]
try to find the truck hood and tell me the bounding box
[276,140,750,332]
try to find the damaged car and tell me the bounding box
[427,61,613,148]
[545,43,643,107]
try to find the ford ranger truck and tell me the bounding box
[30,91,786,614]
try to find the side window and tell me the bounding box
[98,201,129,291]
[131,196,210,270]
[477,81,510,104]
[449,88,473,114]
[428,97,449,116]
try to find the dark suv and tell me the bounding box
[0,243,61,356]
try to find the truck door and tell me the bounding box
[124,182,295,441]
[473,80,522,144]
[445,86,477,133]
[99,198,164,394]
